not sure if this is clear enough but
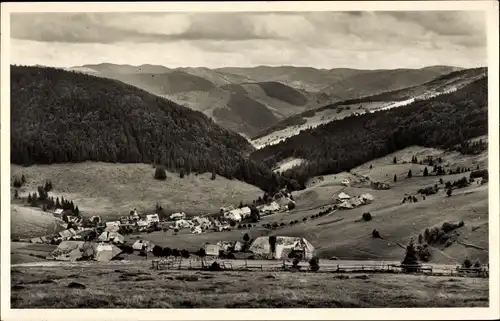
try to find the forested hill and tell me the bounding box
[251,76,488,188]
[10,65,287,192]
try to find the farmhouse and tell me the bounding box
[171,219,194,229]
[47,241,122,262]
[258,201,280,215]
[97,231,125,244]
[53,208,64,217]
[170,212,186,221]
[191,226,202,234]
[204,244,221,257]
[239,206,252,218]
[249,236,316,261]
[132,239,155,252]
[146,214,160,224]
[224,208,243,222]
[337,192,351,201]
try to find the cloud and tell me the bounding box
[9,11,487,69]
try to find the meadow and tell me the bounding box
[10,262,489,308]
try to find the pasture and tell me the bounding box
[10,261,489,308]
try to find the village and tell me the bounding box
[14,177,384,266]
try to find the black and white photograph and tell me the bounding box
[1,1,498,320]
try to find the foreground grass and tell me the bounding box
[11,263,489,308]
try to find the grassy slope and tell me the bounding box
[128,146,488,265]
[11,204,66,239]
[11,263,488,308]
[11,162,264,220]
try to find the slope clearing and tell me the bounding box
[11,162,264,220]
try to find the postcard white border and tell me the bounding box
[1,1,499,320]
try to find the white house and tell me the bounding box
[342,179,350,186]
[259,201,280,215]
[337,192,351,201]
[106,221,121,228]
[170,212,186,221]
[239,207,252,218]
[224,209,243,222]
[146,214,160,224]
[172,219,194,229]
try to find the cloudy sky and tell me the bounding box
[10,11,487,69]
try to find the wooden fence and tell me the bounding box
[150,259,489,278]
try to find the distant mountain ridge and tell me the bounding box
[64,63,463,136]
[250,67,486,149]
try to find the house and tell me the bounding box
[58,229,74,240]
[53,208,64,217]
[239,207,252,219]
[171,219,194,229]
[106,221,121,228]
[135,219,149,232]
[169,212,186,221]
[342,179,350,186]
[30,237,43,244]
[192,216,212,229]
[337,192,351,201]
[203,244,221,257]
[132,239,155,252]
[338,201,354,209]
[258,201,280,215]
[47,241,122,262]
[97,231,125,244]
[224,209,242,222]
[249,236,316,261]
[191,226,202,234]
[360,193,375,203]
[104,224,120,233]
[146,214,160,224]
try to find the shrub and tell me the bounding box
[372,229,381,238]
[462,257,472,268]
[362,212,372,221]
[162,247,172,258]
[470,169,488,179]
[152,245,163,257]
[209,261,222,271]
[293,258,300,267]
[243,233,250,242]
[401,239,421,272]
[416,244,431,262]
[120,244,134,254]
[280,222,285,227]
[473,259,482,269]
[154,166,167,180]
[181,249,190,259]
[309,256,320,272]
[446,188,452,197]
[288,202,296,210]
[302,217,307,222]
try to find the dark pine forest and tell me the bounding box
[250,76,488,188]
[10,66,288,193]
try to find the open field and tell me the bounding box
[11,204,66,239]
[11,162,264,220]
[10,262,489,308]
